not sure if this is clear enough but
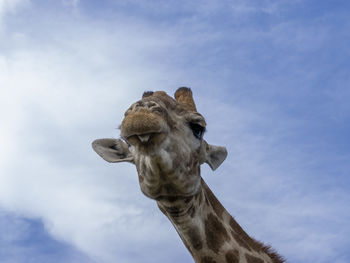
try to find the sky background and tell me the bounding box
[1,0,350,262]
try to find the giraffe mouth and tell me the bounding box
[120,110,168,146]
[125,132,164,145]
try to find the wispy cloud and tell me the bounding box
[0,3,196,262]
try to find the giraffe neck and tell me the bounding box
[156,179,283,263]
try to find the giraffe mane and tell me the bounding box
[203,181,285,263]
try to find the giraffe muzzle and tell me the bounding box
[120,110,168,146]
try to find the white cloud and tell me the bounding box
[0,15,190,263]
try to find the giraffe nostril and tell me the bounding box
[151,107,164,114]
[146,101,157,107]
[144,101,164,114]
[126,100,163,115]
[135,101,145,110]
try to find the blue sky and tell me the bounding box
[0,0,350,262]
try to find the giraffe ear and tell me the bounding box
[92,138,134,163]
[204,141,228,171]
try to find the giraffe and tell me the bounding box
[92,88,285,263]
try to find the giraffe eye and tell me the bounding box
[189,123,205,139]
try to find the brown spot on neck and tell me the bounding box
[225,250,239,263]
[187,226,203,251]
[245,254,264,263]
[205,213,230,254]
[200,256,217,263]
[230,230,251,251]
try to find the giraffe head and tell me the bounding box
[92,88,227,200]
